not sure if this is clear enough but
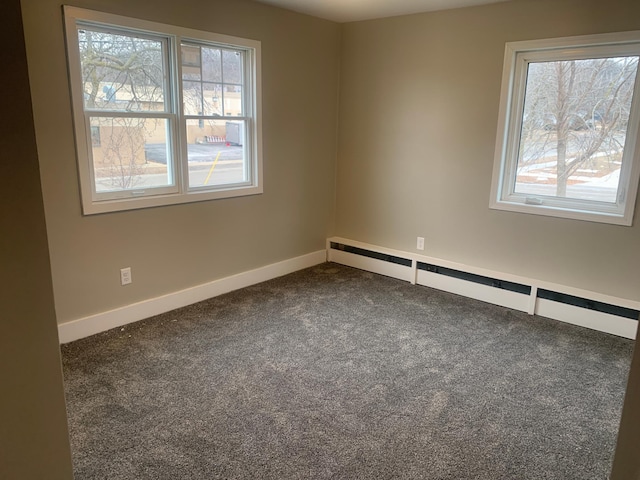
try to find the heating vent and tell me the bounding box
[417,262,531,295]
[330,242,412,267]
[538,289,639,320]
[328,237,639,338]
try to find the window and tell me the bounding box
[490,31,640,225]
[63,7,262,214]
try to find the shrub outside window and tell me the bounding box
[490,31,640,225]
[64,7,262,214]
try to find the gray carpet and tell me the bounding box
[62,263,634,479]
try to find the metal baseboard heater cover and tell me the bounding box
[417,262,531,295]
[330,242,412,267]
[330,241,639,322]
[537,289,639,320]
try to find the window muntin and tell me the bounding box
[491,32,640,225]
[181,44,244,117]
[64,7,262,214]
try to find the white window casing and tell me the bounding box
[63,6,262,214]
[490,31,640,226]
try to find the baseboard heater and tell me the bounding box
[537,289,639,320]
[417,262,531,295]
[329,241,415,283]
[328,239,639,339]
[330,242,412,266]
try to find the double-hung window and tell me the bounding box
[63,7,262,214]
[490,31,640,225]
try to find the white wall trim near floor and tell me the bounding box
[327,237,639,340]
[58,250,327,344]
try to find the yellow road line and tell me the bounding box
[203,151,222,185]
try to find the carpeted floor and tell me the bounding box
[62,263,634,479]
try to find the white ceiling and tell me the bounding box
[253,0,512,23]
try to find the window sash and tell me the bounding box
[76,24,172,115]
[86,113,179,200]
[491,32,640,225]
[180,118,252,191]
[176,41,254,192]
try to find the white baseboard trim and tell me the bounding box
[328,237,639,340]
[58,250,327,344]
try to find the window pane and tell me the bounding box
[185,119,247,188]
[181,45,201,80]
[182,81,203,115]
[202,47,222,83]
[515,57,639,203]
[78,28,166,111]
[202,83,223,116]
[90,117,173,193]
[222,49,243,84]
[223,84,243,116]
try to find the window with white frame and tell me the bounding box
[63,7,262,214]
[490,31,640,225]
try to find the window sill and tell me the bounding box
[81,185,263,215]
[489,198,632,226]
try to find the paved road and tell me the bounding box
[145,143,243,164]
[95,165,245,191]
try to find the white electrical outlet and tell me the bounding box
[120,267,132,286]
[417,237,425,251]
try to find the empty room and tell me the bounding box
[3,0,640,478]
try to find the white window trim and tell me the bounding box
[63,6,263,215]
[490,31,640,226]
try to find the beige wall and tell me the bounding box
[12,0,640,477]
[1,0,73,477]
[336,0,640,301]
[21,0,341,324]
